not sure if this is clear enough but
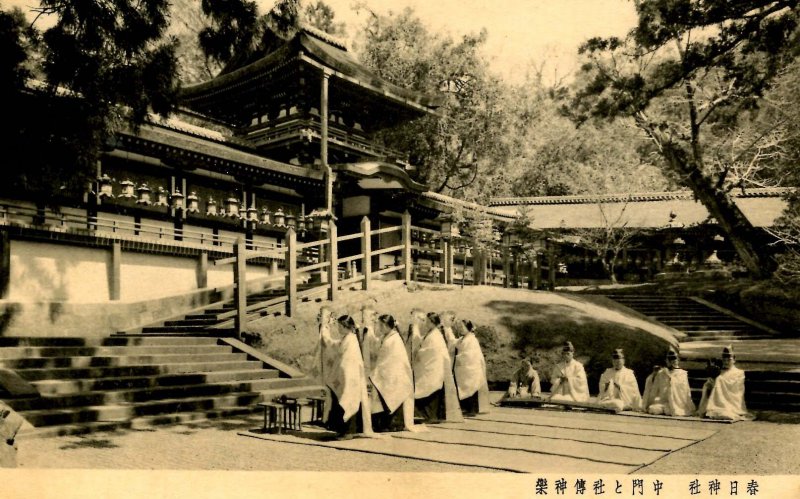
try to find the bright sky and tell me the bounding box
[303,0,639,83]
[4,0,638,83]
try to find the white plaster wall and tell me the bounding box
[120,252,197,301]
[207,262,273,289]
[8,240,110,302]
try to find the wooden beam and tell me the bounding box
[327,219,338,302]
[285,228,298,317]
[234,237,247,337]
[109,241,121,301]
[402,211,412,282]
[360,216,371,291]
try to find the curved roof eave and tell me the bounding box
[179,32,443,116]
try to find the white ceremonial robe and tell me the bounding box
[549,359,590,402]
[369,331,414,414]
[412,328,463,422]
[644,367,696,416]
[697,366,748,420]
[452,333,489,401]
[598,367,642,412]
[319,332,367,422]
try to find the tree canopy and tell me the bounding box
[0,0,180,200]
[569,0,800,277]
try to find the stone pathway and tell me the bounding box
[15,402,728,474]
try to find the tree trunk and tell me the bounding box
[660,145,773,278]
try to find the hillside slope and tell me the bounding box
[245,281,678,393]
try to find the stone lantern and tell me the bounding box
[286,212,296,230]
[136,183,151,205]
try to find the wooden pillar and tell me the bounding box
[548,241,556,290]
[285,229,297,317]
[0,231,9,299]
[401,211,412,282]
[502,246,510,288]
[360,216,371,290]
[321,71,333,215]
[234,237,247,336]
[512,251,519,288]
[534,253,542,290]
[445,241,454,284]
[328,220,338,302]
[439,239,448,284]
[109,241,121,301]
[270,259,278,275]
[197,251,208,289]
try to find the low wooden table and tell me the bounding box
[257,396,326,433]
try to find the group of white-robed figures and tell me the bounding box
[314,307,490,438]
[507,341,749,420]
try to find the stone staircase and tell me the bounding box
[604,294,799,412]
[138,283,324,336]
[604,294,776,342]
[0,336,323,437]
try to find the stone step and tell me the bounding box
[30,368,281,396]
[6,376,307,411]
[21,384,326,438]
[0,344,231,360]
[164,318,220,326]
[140,325,233,334]
[13,359,263,382]
[18,391,266,427]
[0,352,247,370]
[682,335,772,342]
[0,336,221,347]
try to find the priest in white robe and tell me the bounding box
[597,349,642,412]
[411,312,463,423]
[548,341,590,403]
[366,314,421,431]
[506,359,541,398]
[318,314,372,438]
[451,319,490,416]
[642,347,696,416]
[697,346,749,421]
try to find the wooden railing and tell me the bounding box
[216,211,431,335]
[0,202,284,256]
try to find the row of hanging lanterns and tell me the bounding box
[97,175,313,230]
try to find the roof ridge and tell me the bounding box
[300,24,348,51]
[489,187,794,206]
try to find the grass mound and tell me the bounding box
[245,281,677,394]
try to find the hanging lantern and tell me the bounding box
[171,189,185,210]
[136,183,151,205]
[247,204,258,222]
[298,216,307,232]
[206,196,218,216]
[119,179,135,198]
[154,187,169,206]
[286,212,296,229]
[260,207,271,225]
[186,192,199,213]
[98,174,114,199]
[225,197,240,218]
[273,208,285,227]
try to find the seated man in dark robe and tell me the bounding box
[507,359,541,398]
[411,312,463,424]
